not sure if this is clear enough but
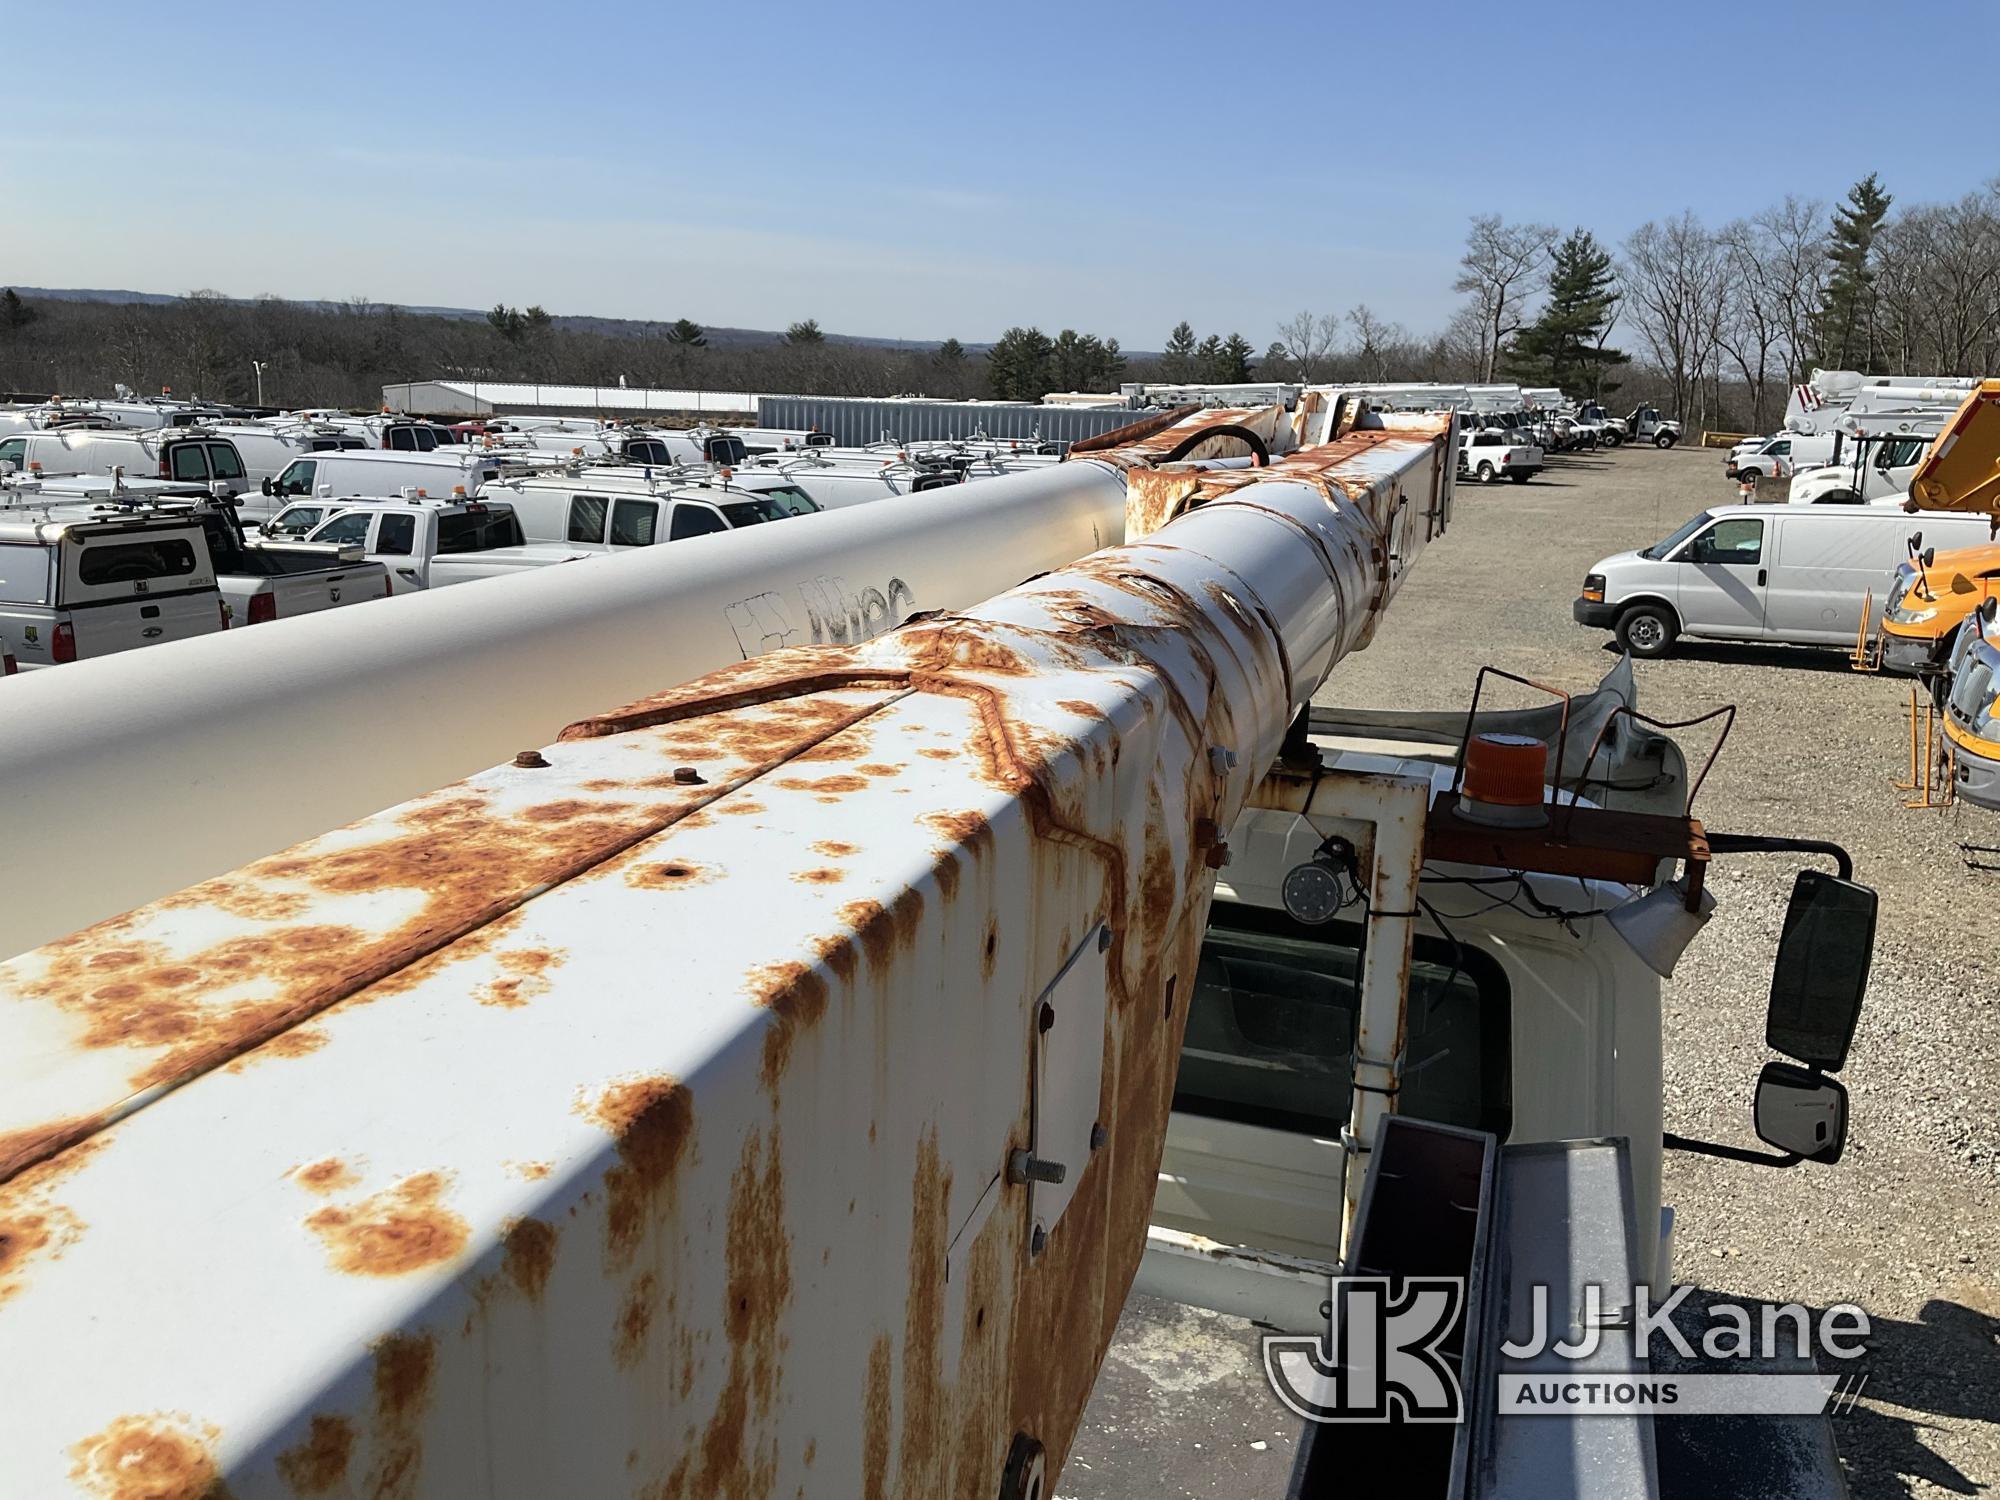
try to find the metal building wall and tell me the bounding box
[756,396,1140,447]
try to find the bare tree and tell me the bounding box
[1715,220,1788,431]
[1452,215,1558,381]
[1274,310,1340,382]
[1750,196,1827,385]
[1342,304,1406,381]
[1622,213,1728,426]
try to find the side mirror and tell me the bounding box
[260,476,275,496]
[1765,870,1875,1071]
[1952,573,1978,595]
[1754,1062,1847,1163]
[1923,546,1936,568]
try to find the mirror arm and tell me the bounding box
[1662,1130,1803,1169]
[1703,831,1853,881]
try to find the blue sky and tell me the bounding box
[10,1,1998,347]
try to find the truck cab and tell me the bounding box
[301,497,600,592]
[1627,405,1683,448]
[1878,540,2000,680]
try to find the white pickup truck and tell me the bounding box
[292,497,604,592]
[1457,426,1544,483]
[0,512,230,666]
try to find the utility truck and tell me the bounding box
[297,496,610,592]
[0,401,1874,1498]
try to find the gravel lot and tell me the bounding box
[1067,442,2000,1499]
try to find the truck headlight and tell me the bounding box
[1888,605,1937,625]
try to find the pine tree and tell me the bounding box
[934,337,965,364]
[1502,229,1626,398]
[1218,333,1255,383]
[785,319,825,345]
[1163,321,1198,381]
[0,289,34,333]
[1262,341,1292,379]
[665,318,707,347]
[986,326,1054,401]
[1814,174,1892,371]
[1195,334,1224,380]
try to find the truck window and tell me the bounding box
[311,514,375,547]
[703,435,749,466]
[0,438,25,471]
[438,507,525,552]
[77,538,200,586]
[274,460,317,497]
[268,505,327,537]
[611,499,661,546]
[669,504,728,541]
[169,445,210,482]
[1689,517,1763,565]
[376,512,418,556]
[206,443,246,481]
[721,487,820,527]
[567,496,609,543]
[627,440,672,465]
[0,542,52,604]
[1175,902,1511,1139]
[386,428,417,451]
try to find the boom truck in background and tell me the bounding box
[0,402,1876,1497]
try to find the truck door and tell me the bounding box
[372,510,424,593]
[1674,514,1767,637]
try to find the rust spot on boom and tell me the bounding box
[67,1413,226,1500]
[304,1172,469,1278]
[501,1217,559,1302]
[275,1414,355,1495]
[583,1076,695,1267]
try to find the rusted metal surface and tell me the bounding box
[0,428,1453,1497]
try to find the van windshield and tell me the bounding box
[1642,512,1715,560]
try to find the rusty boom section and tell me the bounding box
[0,407,1453,1498]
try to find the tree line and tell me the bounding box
[4,172,1997,427]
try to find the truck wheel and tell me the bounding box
[1615,603,1677,659]
[1601,430,1623,448]
[1736,467,1761,484]
[1508,470,1531,484]
[1477,461,1497,483]
[1655,431,1678,449]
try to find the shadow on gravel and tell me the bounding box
[1832,1296,2000,1500]
[1654,1287,1998,1499]
[1601,640,1860,675]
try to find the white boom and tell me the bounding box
[0,409,1453,1498]
[0,458,1138,959]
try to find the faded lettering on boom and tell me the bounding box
[723,576,917,659]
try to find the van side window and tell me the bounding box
[376,513,418,556]
[1689,517,1763,565]
[611,499,660,546]
[567,496,609,543]
[169,445,210,482]
[669,504,729,541]
[206,444,245,481]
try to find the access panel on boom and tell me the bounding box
[0,402,1455,1498]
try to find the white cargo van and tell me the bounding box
[477,469,820,548]
[0,428,250,495]
[1573,503,1994,657]
[252,450,527,522]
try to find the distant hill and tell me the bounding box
[7,286,985,353]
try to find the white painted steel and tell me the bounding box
[0,461,1127,958]
[0,424,1453,1497]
